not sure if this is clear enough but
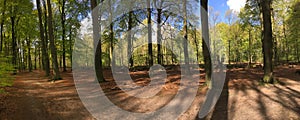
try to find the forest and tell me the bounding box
[0,0,299,119]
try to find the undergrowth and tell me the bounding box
[0,54,15,93]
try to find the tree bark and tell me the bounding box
[108,0,115,67]
[194,28,199,63]
[183,0,189,67]
[201,0,212,88]
[127,10,133,67]
[47,0,62,80]
[92,0,106,82]
[34,44,37,70]
[296,39,300,63]
[60,0,67,72]
[248,28,252,67]
[147,0,153,66]
[0,0,6,53]
[26,37,32,72]
[4,33,8,56]
[271,8,278,66]
[69,25,72,68]
[0,21,3,53]
[10,15,17,74]
[296,32,299,62]
[261,0,274,83]
[157,8,162,65]
[39,47,42,69]
[283,21,288,62]
[36,0,50,76]
[228,39,231,65]
[42,0,50,67]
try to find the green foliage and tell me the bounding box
[0,54,14,89]
[0,0,299,77]
[287,0,300,62]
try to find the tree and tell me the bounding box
[225,10,234,65]
[127,8,133,67]
[9,3,17,74]
[154,0,164,65]
[108,0,116,67]
[240,0,264,65]
[42,0,51,74]
[240,8,254,67]
[153,0,174,65]
[91,0,106,82]
[59,0,67,72]
[287,1,300,63]
[26,37,32,72]
[183,0,190,67]
[36,0,50,76]
[261,0,274,83]
[0,0,6,53]
[210,7,220,59]
[201,0,212,88]
[47,0,62,80]
[147,0,153,66]
[193,28,200,63]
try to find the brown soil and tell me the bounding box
[0,65,300,120]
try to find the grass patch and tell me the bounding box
[0,54,15,93]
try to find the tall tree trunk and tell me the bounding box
[5,33,9,56]
[34,45,37,70]
[274,37,278,65]
[201,0,212,88]
[147,0,153,66]
[60,0,67,71]
[36,0,50,76]
[261,0,274,83]
[248,28,252,67]
[171,33,175,64]
[26,37,32,72]
[283,20,288,62]
[69,25,72,68]
[295,26,300,62]
[42,0,50,69]
[59,54,62,70]
[296,34,299,62]
[296,39,300,63]
[157,8,162,65]
[19,40,23,71]
[183,0,189,67]
[271,8,278,66]
[38,47,42,69]
[194,28,199,63]
[0,22,3,53]
[228,39,231,65]
[108,0,115,67]
[0,0,6,53]
[127,10,133,67]
[11,16,17,74]
[91,0,106,82]
[47,0,62,80]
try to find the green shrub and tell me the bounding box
[0,54,14,91]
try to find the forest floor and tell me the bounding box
[0,65,300,120]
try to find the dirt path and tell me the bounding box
[0,71,94,120]
[7,79,49,120]
[0,66,300,120]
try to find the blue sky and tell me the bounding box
[209,0,229,13]
[209,0,246,13]
[208,0,246,21]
